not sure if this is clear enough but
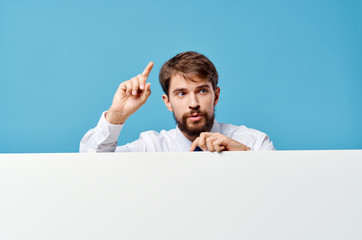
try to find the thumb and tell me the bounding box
[140,82,151,103]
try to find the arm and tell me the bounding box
[79,112,149,152]
[79,62,154,152]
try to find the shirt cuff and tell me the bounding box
[96,111,124,143]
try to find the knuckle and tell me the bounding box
[137,74,144,80]
[131,77,139,84]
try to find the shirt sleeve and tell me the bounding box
[252,133,275,151]
[79,112,146,152]
[227,124,275,151]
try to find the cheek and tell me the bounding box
[170,100,185,117]
[202,97,215,111]
[171,98,187,108]
[174,107,187,119]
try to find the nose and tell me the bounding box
[188,93,200,109]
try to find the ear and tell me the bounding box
[162,94,173,112]
[214,87,220,106]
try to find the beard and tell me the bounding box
[173,108,215,138]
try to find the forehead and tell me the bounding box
[169,74,212,90]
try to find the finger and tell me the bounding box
[125,80,132,96]
[206,138,215,152]
[137,74,146,90]
[119,82,127,91]
[142,61,154,78]
[131,77,139,95]
[140,82,151,103]
[206,136,219,152]
[190,137,200,151]
[213,141,223,152]
[198,134,207,151]
[213,139,226,151]
[145,82,151,91]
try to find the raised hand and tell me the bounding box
[106,61,154,124]
[189,132,251,152]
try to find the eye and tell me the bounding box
[199,89,208,94]
[177,92,186,97]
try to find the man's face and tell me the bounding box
[162,74,220,139]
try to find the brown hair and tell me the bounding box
[159,51,219,95]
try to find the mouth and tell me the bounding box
[188,114,202,122]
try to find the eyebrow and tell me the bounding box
[196,84,211,89]
[173,88,187,94]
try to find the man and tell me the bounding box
[80,51,275,152]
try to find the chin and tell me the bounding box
[187,123,207,134]
[174,111,215,137]
[187,120,204,128]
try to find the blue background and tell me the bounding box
[0,0,361,153]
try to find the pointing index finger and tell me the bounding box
[142,61,154,78]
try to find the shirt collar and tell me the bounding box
[175,119,221,151]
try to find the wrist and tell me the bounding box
[229,139,250,151]
[239,143,250,151]
[105,109,128,125]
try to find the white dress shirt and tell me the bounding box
[79,112,275,152]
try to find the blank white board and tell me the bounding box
[0,150,361,240]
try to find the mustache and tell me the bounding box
[184,110,206,117]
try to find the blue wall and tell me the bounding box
[0,0,361,153]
